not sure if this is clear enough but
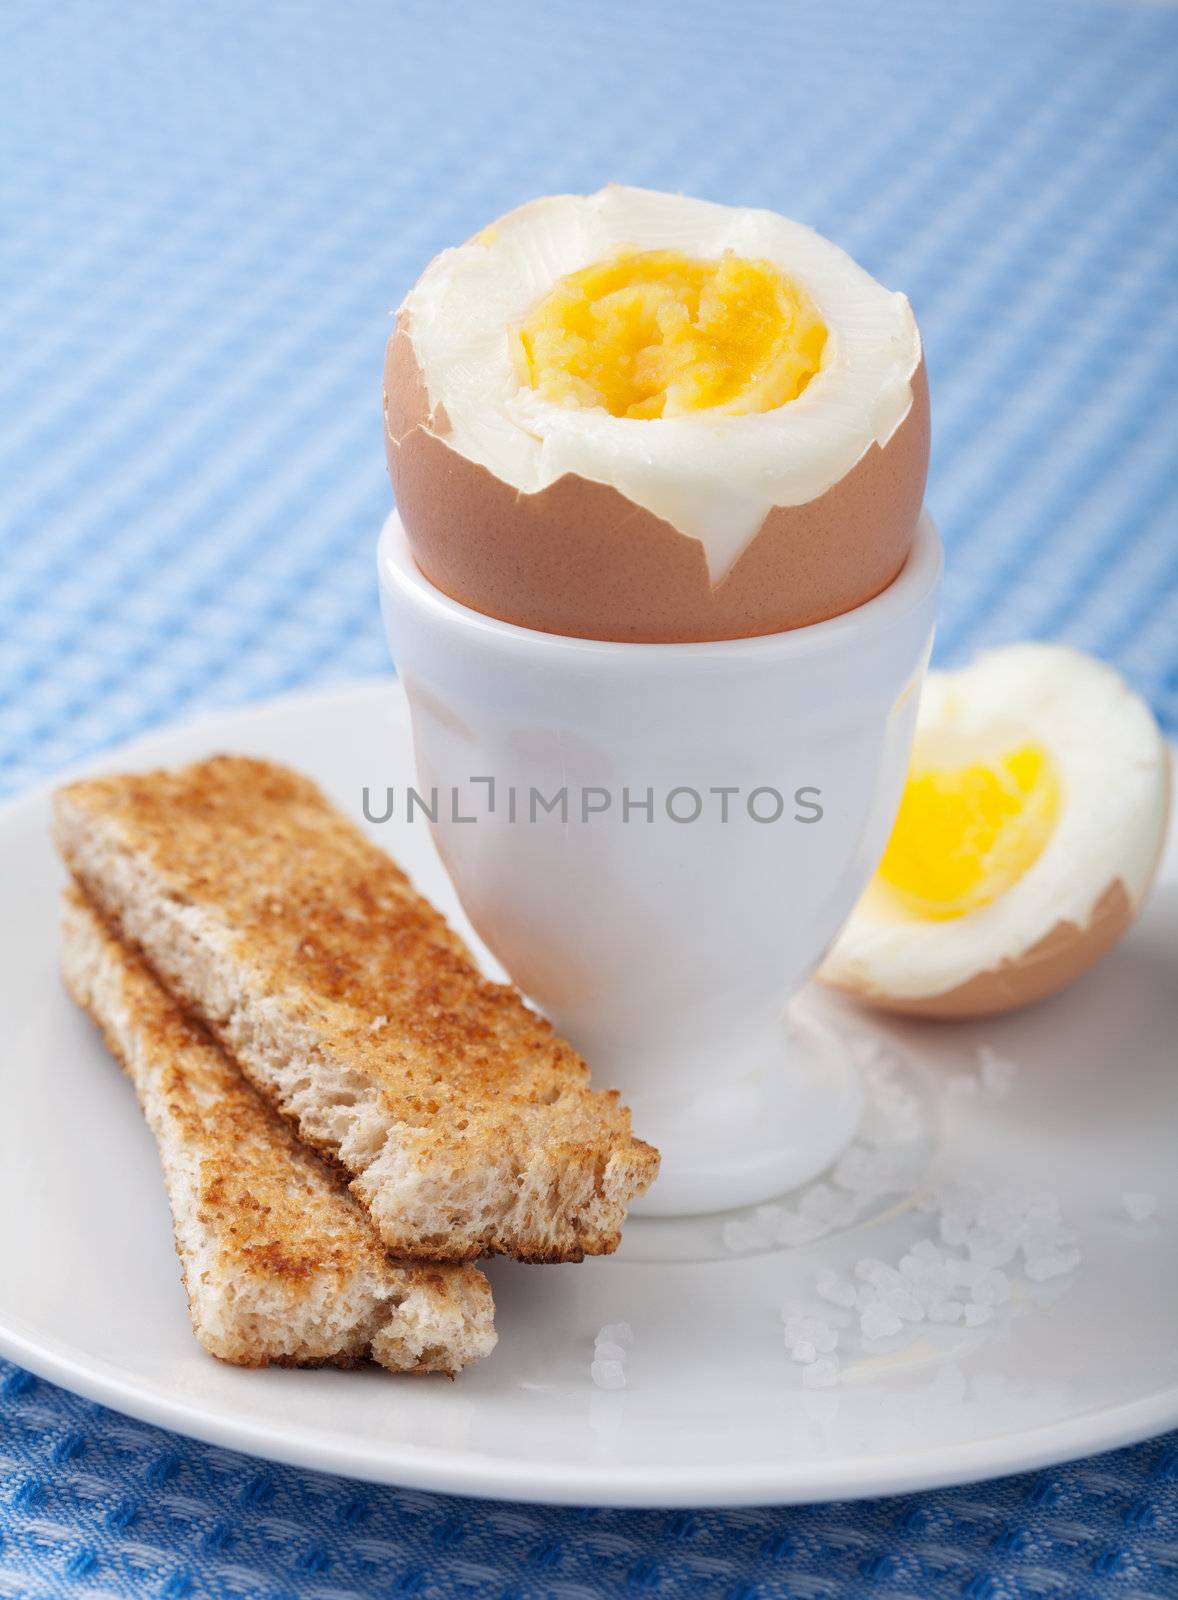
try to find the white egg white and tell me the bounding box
[400,185,922,581]
[820,644,1171,1002]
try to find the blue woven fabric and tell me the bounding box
[0,1363,1174,1600]
[1,0,1176,1593]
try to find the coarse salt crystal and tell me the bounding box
[789,1339,817,1364]
[971,1268,1013,1307]
[966,1229,1020,1268]
[816,1270,857,1309]
[882,1285,926,1323]
[855,1258,902,1288]
[1122,1192,1157,1223]
[593,1340,627,1364]
[782,1314,837,1353]
[928,1300,965,1324]
[1019,1225,1077,1259]
[910,1266,955,1303]
[590,1359,626,1391]
[1025,1248,1081,1282]
[901,1256,952,1293]
[963,1303,994,1327]
[947,1257,985,1289]
[860,1303,903,1340]
[781,1310,813,1334]
[802,1357,839,1389]
[597,1322,633,1348]
[913,1281,955,1312]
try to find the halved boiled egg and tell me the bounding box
[383,185,928,642]
[820,644,1171,1019]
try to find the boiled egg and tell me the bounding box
[383,185,928,642]
[820,644,1171,1018]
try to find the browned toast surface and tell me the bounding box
[53,757,658,1261]
[61,888,496,1373]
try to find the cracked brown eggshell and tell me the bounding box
[383,315,929,644]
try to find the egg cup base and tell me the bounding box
[627,1005,864,1217]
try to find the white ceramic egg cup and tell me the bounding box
[378,511,941,1216]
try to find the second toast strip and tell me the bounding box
[61,889,496,1373]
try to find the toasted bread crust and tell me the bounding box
[60,889,496,1372]
[53,757,658,1261]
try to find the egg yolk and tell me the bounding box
[877,745,1061,920]
[515,249,828,419]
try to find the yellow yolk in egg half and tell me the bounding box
[877,745,1062,921]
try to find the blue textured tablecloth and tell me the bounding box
[1,1,1176,1594]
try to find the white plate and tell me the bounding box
[1,680,1175,1507]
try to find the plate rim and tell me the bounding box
[3,1309,1176,1506]
[1,678,1175,1507]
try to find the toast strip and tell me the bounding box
[53,757,658,1262]
[60,889,496,1373]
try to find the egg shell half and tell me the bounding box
[383,316,930,644]
[827,879,1135,1020]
